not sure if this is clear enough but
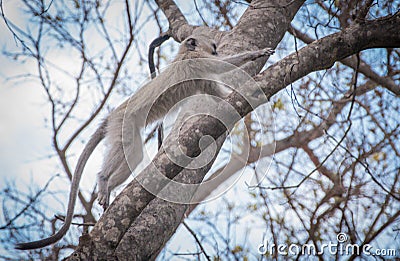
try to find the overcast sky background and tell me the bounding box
[2,1,397,259]
[0,1,268,258]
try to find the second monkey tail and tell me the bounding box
[148,33,170,148]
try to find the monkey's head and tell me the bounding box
[178,35,218,59]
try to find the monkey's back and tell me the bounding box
[104,57,225,150]
[124,60,215,123]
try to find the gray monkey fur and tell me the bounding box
[15,34,274,250]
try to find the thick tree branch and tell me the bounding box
[154,0,223,45]
[290,25,400,96]
[154,0,192,41]
[219,0,305,75]
[114,136,226,260]
[257,13,400,99]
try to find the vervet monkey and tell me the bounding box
[15,34,274,250]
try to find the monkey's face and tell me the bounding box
[183,36,218,57]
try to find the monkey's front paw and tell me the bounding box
[252,48,274,60]
[261,48,274,56]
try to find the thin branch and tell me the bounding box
[325,131,400,201]
[183,221,211,261]
[0,174,60,230]
[62,2,136,152]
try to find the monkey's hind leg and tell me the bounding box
[98,126,144,210]
[97,145,127,209]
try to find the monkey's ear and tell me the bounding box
[185,38,197,51]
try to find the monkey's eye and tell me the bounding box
[212,43,218,55]
[185,38,197,51]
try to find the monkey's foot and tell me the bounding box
[97,192,109,211]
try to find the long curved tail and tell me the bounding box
[15,122,106,250]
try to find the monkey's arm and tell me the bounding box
[221,48,274,67]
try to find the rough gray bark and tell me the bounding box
[256,13,400,99]
[290,26,400,96]
[66,1,400,260]
[115,134,226,261]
